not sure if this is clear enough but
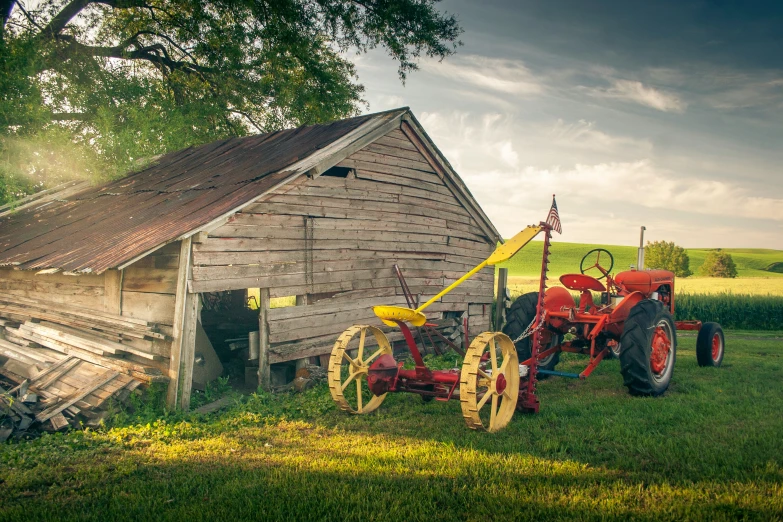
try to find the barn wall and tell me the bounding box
[0,268,109,311]
[0,241,180,364]
[120,242,180,326]
[190,127,495,363]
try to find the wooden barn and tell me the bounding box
[0,108,502,412]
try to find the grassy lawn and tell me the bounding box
[2,332,782,521]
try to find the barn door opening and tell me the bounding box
[197,289,260,391]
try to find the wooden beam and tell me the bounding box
[166,239,192,408]
[177,289,198,410]
[36,371,119,422]
[103,269,123,314]
[258,288,270,391]
[495,267,508,330]
[192,231,209,244]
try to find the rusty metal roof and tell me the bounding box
[0,110,394,274]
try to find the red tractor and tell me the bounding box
[328,199,725,432]
[503,247,725,398]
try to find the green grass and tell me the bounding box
[499,241,783,279]
[2,332,783,520]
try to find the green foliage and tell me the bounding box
[189,376,232,409]
[644,240,692,277]
[0,0,462,204]
[699,249,739,278]
[2,335,783,519]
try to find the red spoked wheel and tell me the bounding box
[649,321,674,384]
[696,322,725,367]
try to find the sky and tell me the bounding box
[352,0,783,249]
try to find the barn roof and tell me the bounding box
[0,108,499,274]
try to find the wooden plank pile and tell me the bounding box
[0,293,170,437]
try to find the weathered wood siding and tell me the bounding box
[0,269,109,311]
[120,242,179,325]
[191,127,495,363]
[0,240,179,364]
[116,242,180,361]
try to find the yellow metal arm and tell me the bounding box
[486,225,543,266]
[416,261,488,313]
[416,225,542,313]
[373,225,543,326]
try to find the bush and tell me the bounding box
[699,250,738,278]
[644,240,692,277]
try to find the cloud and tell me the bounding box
[498,141,519,168]
[546,119,653,154]
[370,94,406,111]
[422,55,544,96]
[463,160,783,226]
[703,78,783,110]
[589,79,687,113]
[418,111,653,172]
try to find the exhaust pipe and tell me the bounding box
[637,226,646,270]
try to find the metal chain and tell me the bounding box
[512,316,543,344]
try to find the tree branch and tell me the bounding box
[15,2,43,31]
[40,0,93,38]
[40,0,149,39]
[230,109,264,132]
[58,35,215,75]
[1,0,15,36]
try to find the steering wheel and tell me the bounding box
[580,248,614,280]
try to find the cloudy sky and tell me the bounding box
[353,0,783,248]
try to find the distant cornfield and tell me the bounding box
[675,293,783,331]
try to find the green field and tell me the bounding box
[499,241,783,298]
[499,241,783,279]
[2,332,782,521]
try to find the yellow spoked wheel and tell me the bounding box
[328,325,393,414]
[460,332,520,432]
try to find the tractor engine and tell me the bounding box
[614,269,674,297]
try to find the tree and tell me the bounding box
[699,250,738,278]
[0,0,462,203]
[644,240,692,277]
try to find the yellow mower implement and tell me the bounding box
[373,225,543,326]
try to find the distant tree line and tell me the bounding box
[645,241,737,278]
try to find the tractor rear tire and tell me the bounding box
[619,300,677,397]
[696,322,725,367]
[502,292,560,373]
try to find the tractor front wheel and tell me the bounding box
[619,300,677,396]
[503,292,560,373]
[696,322,725,367]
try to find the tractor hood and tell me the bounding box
[615,269,674,295]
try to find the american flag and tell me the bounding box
[546,195,562,234]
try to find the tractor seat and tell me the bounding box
[560,274,605,292]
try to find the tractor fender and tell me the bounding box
[544,286,576,331]
[610,291,644,325]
